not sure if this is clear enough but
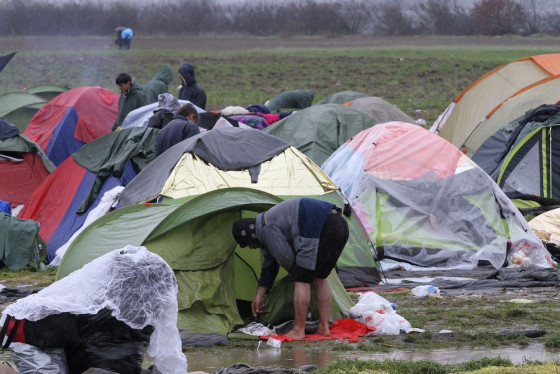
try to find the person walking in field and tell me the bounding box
[231,197,349,340]
[119,27,134,50]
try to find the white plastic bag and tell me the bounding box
[350,292,412,335]
[411,285,440,297]
[349,292,393,318]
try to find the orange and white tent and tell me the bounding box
[460,74,560,158]
[431,53,560,153]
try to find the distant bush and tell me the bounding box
[1,0,560,37]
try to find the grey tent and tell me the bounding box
[316,91,367,105]
[345,96,416,124]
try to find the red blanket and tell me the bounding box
[261,318,375,342]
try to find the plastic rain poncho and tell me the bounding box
[3,245,187,374]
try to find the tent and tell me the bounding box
[0,212,41,270]
[0,92,46,132]
[322,121,556,270]
[19,127,159,263]
[24,86,119,166]
[454,74,560,158]
[26,85,67,101]
[316,91,367,105]
[529,208,560,246]
[118,127,380,287]
[432,53,560,150]
[343,96,416,124]
[0,119,54,208]
[472,104,560,211]
[0,52,16,75]
[263,104,379,166]
[56,188,354,334]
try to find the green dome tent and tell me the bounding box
[26,85,67,101]
[56,188,353,334]
[0,92,46,132]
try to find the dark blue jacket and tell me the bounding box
[177,63,207,110]
[154,115,200,157]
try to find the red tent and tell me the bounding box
[24,86,119,166]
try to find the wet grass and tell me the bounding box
[313,357,560,374]
[0,266,56,288]
[360,289,560,350]
[1,37,560,126]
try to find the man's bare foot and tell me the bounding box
[285,328,305,340]
[316,325,331,337]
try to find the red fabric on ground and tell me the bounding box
[261,318,375,342]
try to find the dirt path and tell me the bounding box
[1,35,559,51]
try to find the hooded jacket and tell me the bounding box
[177,63,207,110]
[154,115,200,157]
[143,64,174,104]
[113,82,147,131]
[254,198,336,289]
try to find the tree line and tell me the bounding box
[1,0,559,37]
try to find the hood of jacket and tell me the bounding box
[178,63,197,86]
[154,64,174,85]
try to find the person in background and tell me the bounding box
[177,63,207,110]
[120,27,134,50]
[112,73,147,131]
[143,64,174,104]
[148,93,180,130]
[231,197,349,340]
[154,103,200,157]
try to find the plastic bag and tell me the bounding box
[349,291,412,335]
[411,285,440,297]
[64,309,153,374]
[349,292,393,318]
[11,342,68,374]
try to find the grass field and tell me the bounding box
[2,35,560,125]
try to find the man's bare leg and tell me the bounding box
[285,281,310,339]
[313,278,332,336]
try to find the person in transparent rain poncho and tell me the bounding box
[1,245,187,374]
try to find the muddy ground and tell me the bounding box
[1,34,560,51]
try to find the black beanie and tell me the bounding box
[232,218,257,248]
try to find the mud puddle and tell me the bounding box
[183,342,559,372]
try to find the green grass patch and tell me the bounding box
[2,37,560,126]
[314,358,560,374]
[0,267,56,288]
